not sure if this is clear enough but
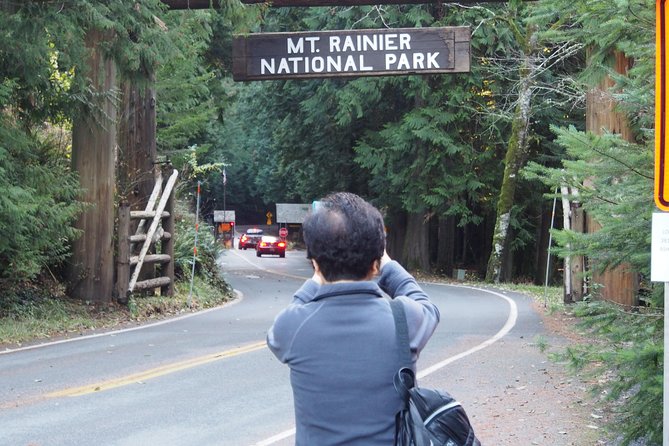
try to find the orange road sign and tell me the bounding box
[656,0,669,210]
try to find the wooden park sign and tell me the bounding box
[232,27,470,81]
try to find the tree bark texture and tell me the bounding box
[560,187,573,302]
[67,29,117,303]
[485,37,536,283]
[116,203,131,304]
[403,211,431,273]
[584,50,638,306]
[436,215,455,276]
[532,203,550,285]
[117,78,158,286]
[570,201,585,301]
[161,182,175,297]
[117,78,157,208]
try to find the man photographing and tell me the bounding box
[267,192,440,445]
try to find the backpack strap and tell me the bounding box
[390,298,416,402]
[389,298,412,368]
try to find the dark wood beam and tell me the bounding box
[161,0,222,9]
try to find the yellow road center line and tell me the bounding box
[46,341,267,398]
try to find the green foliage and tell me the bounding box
[0,0,191,287]
[156,11,216,154]
[555,300,663,445]
[172,203,224,288]
[72,0,177,82]
[520,4,661,439]
[0,118,83,281]
[526,127,653,276]
[522,0,655,280]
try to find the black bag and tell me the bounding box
[390,299,481,446]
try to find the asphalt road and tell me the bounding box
[0,247,542,446]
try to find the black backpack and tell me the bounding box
[390,299,482,446]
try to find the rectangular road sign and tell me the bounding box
[656,0,669,211]
[232,27,470,81]
[213,210,236,223]
[276,203,311,223]
[651,212,669,281]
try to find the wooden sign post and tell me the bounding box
[233,27,470,81]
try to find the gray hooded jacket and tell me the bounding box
[267,260,440,445]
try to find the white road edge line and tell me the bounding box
[1,249,304,355]
[253,283,519,446]
[416,283,518,379]
[0,292,245,356]
[253,429,297,446]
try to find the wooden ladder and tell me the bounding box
[116,168,178,303]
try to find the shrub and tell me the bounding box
[172,202,226,290]
[556,298,663,445]
[0,118,83,281]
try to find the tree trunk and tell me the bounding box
[117,77,158,288]
[385,209,407,263]
[403,211,430,273]
[570,200,586,301]
[436,215,455,276]
[583,51,639,306]
[485,25,538,283]
[560,186,573,302]
[67,29,117,303]
[533,203,551,285]
[117,78,157,207]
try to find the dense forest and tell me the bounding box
[0,0,656,295]
[0,1,663,442]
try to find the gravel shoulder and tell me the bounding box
[420,291,606,446]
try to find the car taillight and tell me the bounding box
[260,242,268,247]
[241,235,247,241]
[278,242,286,248]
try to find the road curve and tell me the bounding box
[0,248,540,446]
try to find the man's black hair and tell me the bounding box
[303,192,385,282]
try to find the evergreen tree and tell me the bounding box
[523,0,661,442]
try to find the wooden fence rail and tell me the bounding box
[116,169,178,303]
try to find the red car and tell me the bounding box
[238,228,264,250]
[256,236,286,258]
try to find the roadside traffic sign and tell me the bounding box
[655,6,669,443]
[279,227,288,237]
[656,0,669,210]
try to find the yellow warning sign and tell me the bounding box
[656,0,669,210]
